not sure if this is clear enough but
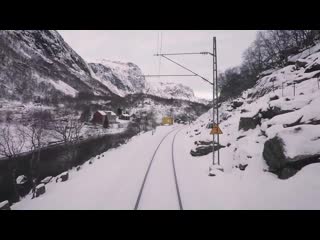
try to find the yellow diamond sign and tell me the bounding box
[210,124,223,135]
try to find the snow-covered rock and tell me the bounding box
[16,175,28,185]
[288,42,320,63]
[0,200,10,210]
[41,176,53,185]
[89,60,146,97]
[56,171,69,182]
[35,184,46,198]
[263,125,320,178]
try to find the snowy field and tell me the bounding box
[12,126,178,210]
[12,121,320,210]
[0,100,130,158]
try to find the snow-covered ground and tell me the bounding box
[12,121,320,210]
[0,101,130,158]
[11,45,320,208]
[12,126,178,210]
[174,120,320,209]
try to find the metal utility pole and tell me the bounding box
[212,44,215,166]
[144,36,221,167]
[213,37,220,165]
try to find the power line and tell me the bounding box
[160,55,213,85]
[144,74,196,77]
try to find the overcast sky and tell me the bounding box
[59,30,258,99]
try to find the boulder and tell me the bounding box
[236,135,246,141]
[263,134,320,179]
[294,71,320,84]
[305,62,320,73]
[263,136,287,170]
[269,95,279,101]
[76,166,81,171]
[35,184,46,198]
[190,144,225,157]
[232,101,243,109]
[226,107,234,112]
[240,109,249,114]
[239,164,248,171]
[41,176,53,185]
[195,140,212,146]
[16,175,28,185]
[239,115,261,131]
[279,167,298,179]
[0,200,10,210]
[56,171,69,182]
[283,116,303,128]
[260,106,294,120]
[295,59,309,68]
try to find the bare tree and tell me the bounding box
[23,111,48,198]
[53,118,84,169]
[144,109,158,133]
[0,124,26,202]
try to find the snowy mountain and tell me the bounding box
[145,81,209,104]
[0,30,114,101]
[89,60,146,97]
[89,60,209,104]
[0,30,207,105]
[145,81,194,100]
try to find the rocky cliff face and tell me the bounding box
[89,60,145,97]
[187,42,320,179]
[0,30,113,101]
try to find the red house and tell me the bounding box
[91,110,118,125]
[91,111,107,125]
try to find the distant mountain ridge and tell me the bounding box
[0,30,208,105]
[0,30,115,101]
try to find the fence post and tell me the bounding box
[293,82,296,96]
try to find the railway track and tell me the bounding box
[134,127,184,210]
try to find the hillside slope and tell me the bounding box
[188,42,320,180]
[0,30,115,101]
[89,60,146,97]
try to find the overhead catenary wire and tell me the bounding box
[155,52,211,56]
[158,32,163,80]
[143,74,196,77]
[159,55,213,86]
